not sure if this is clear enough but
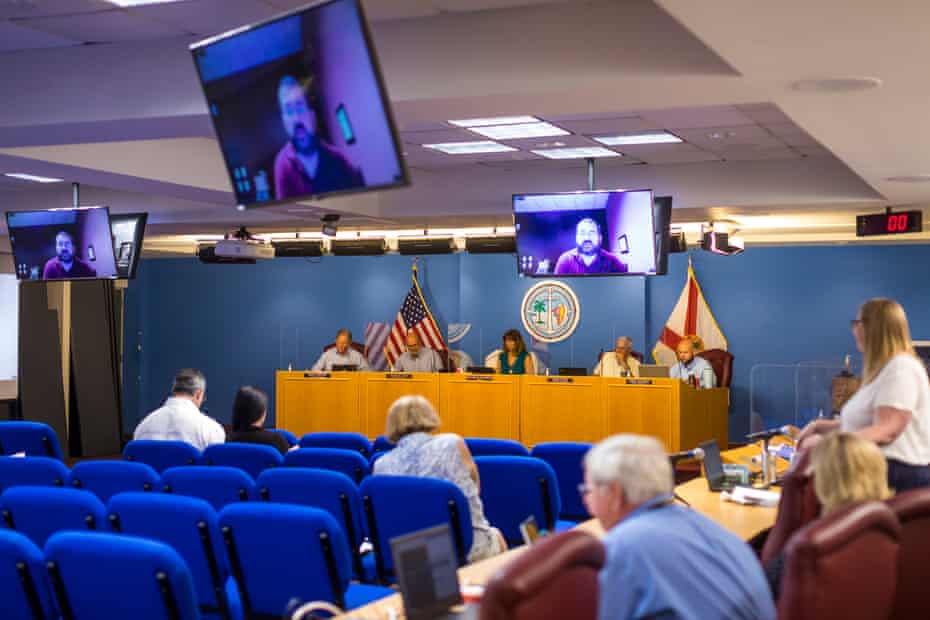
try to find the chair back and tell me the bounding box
[202,443,283,480]
[219,503,353,614]
[299,432,372,458]
[371,436,395,455]
[696,348,734,387]
[272,429,298,447]
[0,456,69,491]
[162,465,256,511]
[530,443,591,521]
[123,440,201,472]
[480,530,605,620]
[68,460,161,503]
[761,449,820,563]
[465,438,530,457]
[0,529,55,620]
[886,488,930,619]
[360,475,472,583]
[0,421,64,460]
[323,341,367,356]
[108,492,232,618]
[46,531,199,620]
[475,456,561,544]
[285,447,371,483]
[777,501,900,620]
[1,486,106,547]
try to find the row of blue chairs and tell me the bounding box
[0,422,64,460]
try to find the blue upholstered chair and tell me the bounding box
[284,447,371,484]
[68,460,160,503]
[0,529,56,620]
[271,429,298,447]
[108,492,239,620]
[299,432,371,458]
[123,439,201,473]
[360,475,472,584]
[0,456,69,491]
[162,466,257,512]
[202,444,283,480]
[218,503,391,614]
[0,422,64,460]
[0,486,106,547]
[474,456,568,545]
[465,438,530,457]
[530,442,592,521]
[45,531,199,620]
[371,436,395,455]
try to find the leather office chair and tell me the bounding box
[885,488,930,619]
[777,501,900,620]
[761,449,820,563]
[323,341,367,356]
[696,348,733,387]
[480,530,605,620]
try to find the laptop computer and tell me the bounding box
[699,439,735,492]
[390,524,467,620]
[639,365,671,378]
[331,364,359,371]
[558,367,587,376]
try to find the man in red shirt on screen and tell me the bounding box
[273,75,364,200]
[554,218,628,275]
[42,231,96,279]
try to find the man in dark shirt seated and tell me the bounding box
[43,231,97,279]
[227,386,290,456]
[553,218,628,275]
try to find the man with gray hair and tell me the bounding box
[583,434,775,620]
[133,369,225,451]
[592,336,641,377]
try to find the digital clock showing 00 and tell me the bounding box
[856,210,923,237]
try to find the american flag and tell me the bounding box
[365,322,391,371]
[384,269,447,367]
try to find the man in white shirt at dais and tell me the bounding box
[593,336,642,377]
[133,368,225,451]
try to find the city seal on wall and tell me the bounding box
[521,280,581,343]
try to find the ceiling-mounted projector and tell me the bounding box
[700,225,744,256]
[197,227,274,263]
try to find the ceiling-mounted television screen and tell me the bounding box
[190,0,408,207]
[6,207,118,281]
[514,189,657,277]
[110,212,148,279]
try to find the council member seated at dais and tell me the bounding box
[392,330,443,372]
[311,328,370,371]
[669,338,716,388]
[593,336,641,377]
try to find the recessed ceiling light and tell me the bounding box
[468,122,569,140]
[791,76,882,93]
[707,131,737,140]
[594,132,682,146]
[423,141,517,155]
[885,175,930,183]
[4,173,63,183]
[531,147,621,160]
[448,116,539,128]
[105,0,184,6]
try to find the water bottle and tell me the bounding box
[701,367,714,389]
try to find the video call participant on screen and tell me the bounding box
[393,330,442,373]
[273,75,364,200]
[584,434,775,620]
[42,231,97,279]
[553,218,628,275]
[669,338,716,388]
[593,336,641,377]
[133,369,225,452]
[312,328,370,371]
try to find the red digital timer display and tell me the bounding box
[856,210,923,236]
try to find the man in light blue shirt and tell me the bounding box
[393,331,443,372]
[669,339,717,388]
[311,328,370,371]
[583,434,775,620]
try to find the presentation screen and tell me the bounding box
[190,0,408,207]
[0,274,17,399]
[6,207,118,281]
[514,189,657,277]
[110,212,148,279]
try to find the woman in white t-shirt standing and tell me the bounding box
[798,298,930,492]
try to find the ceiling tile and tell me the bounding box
[716,147,799,162]
[797,145,832,157]
[631,150,722,165]
[0,0,111,19]
[17,8,189,42]
[433,0,567,11]
[763,124,819,147]
[360,0,438,21]
[0,20,79,51]
[401,127,477,144]
[675,125,783,150]
[500,134,596,149]
[638,105,756,130]
[735,103,794,124]
[131,0,277,36]
[555,116,660,136]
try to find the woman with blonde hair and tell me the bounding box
[797,298,930,491]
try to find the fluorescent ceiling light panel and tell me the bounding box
[594,132,682,146]
[4,173,63,183]
[531,147,621,159]
[449,116,539,128]
[423,141,517,155]
[469,122,569,140]
[105,0,183,6]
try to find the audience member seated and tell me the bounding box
[312,328,370,371]
[764,432,892,601]
[373,395,506,562]
[133,369,225,452]
[593,336,641,378]
[585,434,774,620]
[227,386,290,456]
[392,330,442,373]
[495,329,535,376]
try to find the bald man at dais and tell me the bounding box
[669,339,716,388]
[393,330,443,372]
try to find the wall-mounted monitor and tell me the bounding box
[190,0,408,207]
[513,189,657,277]
[6,207,118,281]
[110,212,148,279]
[652,196,672,276]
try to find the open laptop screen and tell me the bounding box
[700,439,724,481]
[391,524,463,620]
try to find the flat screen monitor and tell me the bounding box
[653,196,672,276]
[190,0,408,207]
[514,189,657,277]
[110,212,148,279]
[0,274,18,400]
[6,207,118,281]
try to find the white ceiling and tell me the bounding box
[0,0,928,250]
